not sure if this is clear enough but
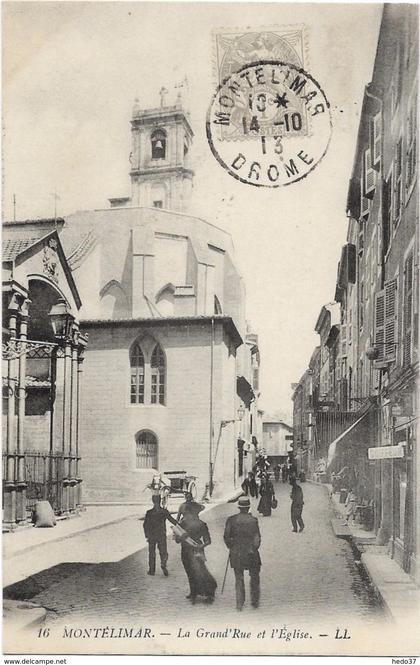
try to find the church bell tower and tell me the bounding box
[128,87,194,212]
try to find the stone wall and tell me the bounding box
[79,319,238,503]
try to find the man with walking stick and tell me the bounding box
[223,497,261,611]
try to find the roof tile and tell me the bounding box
[2,238,41,261]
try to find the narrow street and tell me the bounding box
[12,482,384,630]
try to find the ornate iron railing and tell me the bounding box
[2,451,79,515]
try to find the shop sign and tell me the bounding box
[368,444,405,460]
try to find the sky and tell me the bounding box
[2,1,383,420]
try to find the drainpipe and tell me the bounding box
[209,317,215,496]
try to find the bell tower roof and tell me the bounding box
[130,101,194,139]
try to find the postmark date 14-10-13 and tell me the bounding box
[207,60,332,187]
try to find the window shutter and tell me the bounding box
[371,112,382,170]
[382,175,392,256]
[394,139,403,225]
[360,191,371,220]
[347,244,356,283]
[329,349,334,372]
[341,324,347,357]
[364,148,376,198]
[403,253,414,366]
[373,289,386,368]
[348,309,353,345]
[338,244,357,287]
[406,92,417,189]
[384,278,397,362]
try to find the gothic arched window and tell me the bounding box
[151,129,167,160]
[151,344,166,405]
[129,338,166,406]
[135,430,158,468]
[130,344,145,404]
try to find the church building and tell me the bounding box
[4,89,260,504]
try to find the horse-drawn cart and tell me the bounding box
[146,470,198,508]
[164,470,197,500]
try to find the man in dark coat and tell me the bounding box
[290,477,305,532]
[143,495,177,576]
[223,496,261,611]
[241,472,257,497]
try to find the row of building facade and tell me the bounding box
[2,91,264,528]
[292,4,418,582]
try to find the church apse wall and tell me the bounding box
[79,319,238,503]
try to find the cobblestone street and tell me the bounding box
[13,482,384,632]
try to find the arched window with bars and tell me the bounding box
[130,344,145,404]
[151,344,165,405]
[135,430,158,468]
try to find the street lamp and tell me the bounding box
[48,298,75,340]
[237,406,245,421]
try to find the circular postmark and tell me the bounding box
[206,60,332,187]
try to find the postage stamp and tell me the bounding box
[206,60,332,187]
[214,26,308,86]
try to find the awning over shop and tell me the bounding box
[327,411,370,467]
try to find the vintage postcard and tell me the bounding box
[2,1,419,659]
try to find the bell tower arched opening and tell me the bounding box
[129,91,194,212]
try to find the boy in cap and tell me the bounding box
[223,496,262,611]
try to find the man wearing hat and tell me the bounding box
[143,495,177,576]
[223,496,262,611]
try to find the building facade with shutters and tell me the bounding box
[345,3,418,580]
[235,326,262,478]
[291,4,418,580]
[4,92,260,504]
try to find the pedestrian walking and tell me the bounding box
[281,463,288,483]
[249,472,258,497]
[256,453,270,473]
[176,491,204,522]
[290,477,305,532]
[241,471,257,497]
[257,474,275,517]
[176,511,217,604]
[273,464,280,483]
[223,496,261,611]
[143,495,177,576]
[288,456,298,481]
[345,488,357,524]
